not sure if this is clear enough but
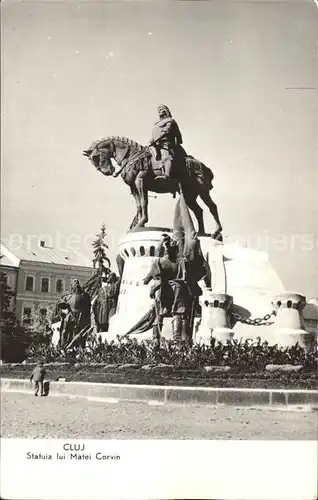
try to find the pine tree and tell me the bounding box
[83,224,112,301]
[92,223,111,272]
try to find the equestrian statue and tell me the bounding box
[83,105,223,239]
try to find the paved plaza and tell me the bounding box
[2,391,317,440]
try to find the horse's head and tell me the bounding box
[83,140,115,176]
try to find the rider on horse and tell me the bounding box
[149,105,185,181]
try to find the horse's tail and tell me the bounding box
[186,157,214,191]
[201,163,214,190]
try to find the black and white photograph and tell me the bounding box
[1,0,317,499]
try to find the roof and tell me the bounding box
[1,239,94,268]
[0,253,19,268]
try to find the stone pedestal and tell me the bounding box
[107,230,308,347]
[198,236,225,292]
[272,292,315,349]
[196,291,234,344]
[109,230,223,342]
[108,227,172,337]
[197,237,288,343]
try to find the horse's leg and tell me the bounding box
[130,185,142,230]
[183,190,205,234]
[199,189,223,240]
[129,215,138,230]
[135,173,148,228]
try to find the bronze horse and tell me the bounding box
[83,136,222,238]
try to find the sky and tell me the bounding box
[1,0,317,296]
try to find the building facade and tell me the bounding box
[0,239,95,324]
[303,298,318,337]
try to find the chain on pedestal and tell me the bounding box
[230,309,277,326]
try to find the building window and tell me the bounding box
[56,279,64,294]
[25,276,34,292]
[41,277,49,293]
[22,307,32,325]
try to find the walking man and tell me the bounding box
[30,362,46,397]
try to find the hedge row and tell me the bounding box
[23,336,317,371]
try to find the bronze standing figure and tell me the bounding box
[143,233,193,343]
